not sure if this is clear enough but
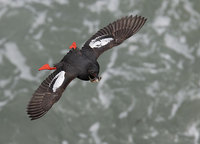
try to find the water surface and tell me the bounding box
[0,0,200,144]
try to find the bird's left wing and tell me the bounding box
[82,15,147,59]
[27,68,77,120]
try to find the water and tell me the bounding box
[0,0,200,144]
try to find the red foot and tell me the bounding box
[38,64,56,71]
[69,42,77,49]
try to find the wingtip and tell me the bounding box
[141,16,148,21]
[27,110,47,120]
[131,14,147,20]
[26,98,46,120]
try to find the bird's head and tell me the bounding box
[88,63,101,83]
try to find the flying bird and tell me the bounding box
[27,15,147,120]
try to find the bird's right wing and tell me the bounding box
[27,69,76,120]
[82,15,147,59]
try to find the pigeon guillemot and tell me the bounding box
[27,15,147,120]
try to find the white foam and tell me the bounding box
[0,50,3,64]
[153,16,171,35]
[164,34,194,60]
[155,115,165,122]
[0,101,8,110]
[35,41,44,50]
[0,78,11,88]
[147,103,154,117]
[160,53,176,64]
[89,122,101,144]
[128,45,138,55]
[83,19,99,34]
[89,122,100,132]
[56,0,69,5]
[109,66,145,81]
[30,11,47,33]
[143,127,159,139]
[197,44,200,57]
[4,42,34,81]
[61,140,68,144]
[87,0,120,14]
[146,81,160,97]
[119,111,127,119]
[155,1,168,15]
[0,0,25,7]
[0,7,7,19]
[107,0,119,12]
[78,133,88,138]
[168,90,185,119]
[153,16,171,27]
[184,123,199,144]
[182,0,200,32]
[33,30,44,40]
[97,48,118,108]
[0,0,69,7]
[87,1,106,14]
[128,134,134,143]
[118,99,135,119]
[0,89,17,111]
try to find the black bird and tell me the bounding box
[27,15,147,120]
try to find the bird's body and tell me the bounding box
[27,15,147,120]
[55,48,99,81]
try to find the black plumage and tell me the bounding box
[27,15,147,120]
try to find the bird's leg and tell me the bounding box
[69,42,77,49]
[38,64,56,71]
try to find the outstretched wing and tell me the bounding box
[27,69,76,120]
[82,15,147,58]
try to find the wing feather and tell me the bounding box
[82,15,147,58]
[27,69,76,120]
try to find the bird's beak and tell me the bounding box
[89,76,101,83]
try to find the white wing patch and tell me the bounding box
[89,36,113,48]
[50,71,65,92]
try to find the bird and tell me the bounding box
[27,15,147,120]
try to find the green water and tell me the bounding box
[0,0,200,144]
